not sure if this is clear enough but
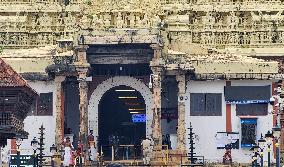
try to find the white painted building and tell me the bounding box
[2,77,277,164]
[186,80,275,163]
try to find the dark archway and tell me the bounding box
[98,85,146,160]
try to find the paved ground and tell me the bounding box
[106,163,125,167]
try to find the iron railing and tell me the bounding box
[100,145,143,161]
[180,155,205,167]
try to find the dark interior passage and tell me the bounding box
[64,76,80,149]
[98,85,146,159]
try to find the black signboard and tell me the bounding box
[9,154,35,167]
[224,86,271,104]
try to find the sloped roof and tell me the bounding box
[0,58,37,94]
[166,50,279,78]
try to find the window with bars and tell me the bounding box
[190,93,222,116]
[36,92,53,116]
[241,118,257,148]
[236,104,268,116]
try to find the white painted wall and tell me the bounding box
[185,80,274,163]
[3,80,56,162]
[1,78,275,164]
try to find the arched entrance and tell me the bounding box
[99,85,146,159]
[88,76,153,152]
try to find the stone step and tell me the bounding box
[151,160,181,166]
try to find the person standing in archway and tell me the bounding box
[88,130,97,161]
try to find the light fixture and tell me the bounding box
[128,108,145,111]
[272,125,281,139]
[258,133,266,149]
[130,112,140,114]
[15,134,23,149]
[59,147,65,157]
[115,90,136,92]
[265,131,274,144]
[125,102,140,106]
[31,137,38,151]
[149,74,153,88]
[50,144,57,155]
[118,96,138,99]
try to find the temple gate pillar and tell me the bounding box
[78,69,89,146]
[74,45,90,147]
[176,72,186,151]
[150,44,164,145]
[280,80,284,162]
[55,75,66,147]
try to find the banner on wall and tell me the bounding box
[216,132,240,149]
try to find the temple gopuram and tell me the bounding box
[1,0,284,165]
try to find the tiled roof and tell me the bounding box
[0,58,36,95]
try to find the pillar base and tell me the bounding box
[53,154,62,167]
[150,146,187,166]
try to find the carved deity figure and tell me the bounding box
[141,14,149,28]
[39,13,51,31]
[65,12,76,31]
[227,11,239,30]
[4,20,10,31]
[103,14,111,28]
[116,12,123,28]
[13,12,21,31]
[136,15,142,28]
[102,0,112,10]
[10,34,18,45]
[80,15,90,30]
[200,33,206,44]
[116,0,127,9]
[129,13,135,27]
[203,12,215,30]
[250,33,257,44]
[48,34,53,44]
[43,34,48,45]
[38,33,43,45]
[152,15,161,28]
[31,15,37,31]
[91,14,103,30]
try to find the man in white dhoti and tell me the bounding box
[88,130,97,161]
[62,137,74,167]
[141,138,153,165]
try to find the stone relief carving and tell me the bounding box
[65,12,76,31]
[39,13,51,31]
[0,0,284,48]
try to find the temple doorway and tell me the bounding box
[98,85,146,160]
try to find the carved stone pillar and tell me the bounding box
[78,69,88,146]
[176,72,186,151]
[151,66,163,145]
[150,44,164,145]
[74,45,90,147]
[55,75,66,147]
[280,81,284,159]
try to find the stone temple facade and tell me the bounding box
[1,0,284,165]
